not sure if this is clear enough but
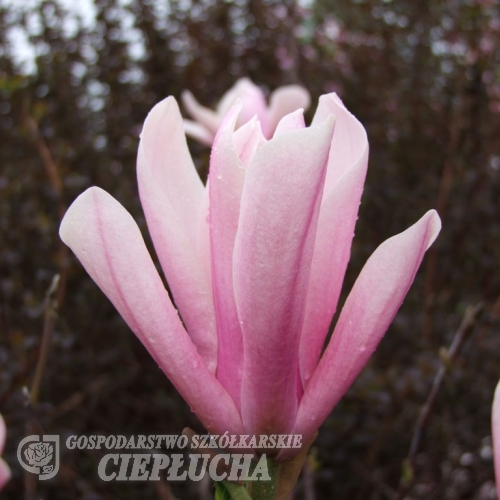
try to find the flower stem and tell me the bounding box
[245,457,280,500]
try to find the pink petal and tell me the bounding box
[0,416,9,490]
[209,102,247,409]
[0,459,10,491]
[137,97,217,370]
[267,85,311,138]
[273,108,306,137]
[312,93,368,197]
[232,116,267,169]
[60,187,244,435]
[492,380,500,488]
[182,90,221,136]
[216,78,268,131]
[234,116,335,435]
[183,119,214,146]
[300,98,369,386]
[0,414,5,454]
[289,210,441,450]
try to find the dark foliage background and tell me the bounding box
[0,0,499,498]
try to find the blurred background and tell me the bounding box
[0,0,499,498]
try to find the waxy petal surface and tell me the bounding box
[60,187,244,435]
[273,108,306,137]
[209,103,246,409]
[234,117,335,435]
[312,93,368,197]
[291,210,441,448]
[233,117,266,169]
[300,95,369,386]
[138,97,216,370]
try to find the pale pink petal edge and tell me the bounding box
[492,379,500,488]
[60,187,244,435]
[283,210,441,455]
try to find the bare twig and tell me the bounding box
[50,374,112,419]
[22,393,44,500]
[396,302,483,499]
[30,274,61,406]
[24,113,63,196]
[421,107,462,342]
[23,275,61,499]
[16,112,72,478]
[24,110,69,306]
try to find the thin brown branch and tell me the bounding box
[24,113,63,196]
[421,77,468,341]
[50,374,112,419]
[23,416,44,500]
[396,302,483,499]
[24,108,69,307]
[30,274,60,406]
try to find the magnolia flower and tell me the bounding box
[60,93,440,459]
[182,77,310,145]
[492,380,500,487]
[0,415,11,490]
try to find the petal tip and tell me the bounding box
[145,95,179,124]
[423,209,442,250]
[59,186,111,245]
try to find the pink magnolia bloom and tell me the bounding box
[492,380,500,486]
[60,93,440,458]
[182,77,310,145]
[0,414,11,490]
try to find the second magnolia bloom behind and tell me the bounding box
[182,77,311,145]
[60,91,440,460]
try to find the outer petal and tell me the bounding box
[492,380,500,489]
[312,93,367,197]
[138,97,216,371]
[60,187,244,435]
[300,95,369,386]
[232,116,266,169]
[289,210,441,450]
[267,85,311,138]
[234,116,335,435]
[182,90,221,137]
[209,103,246,409]
[273,108,306,137]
